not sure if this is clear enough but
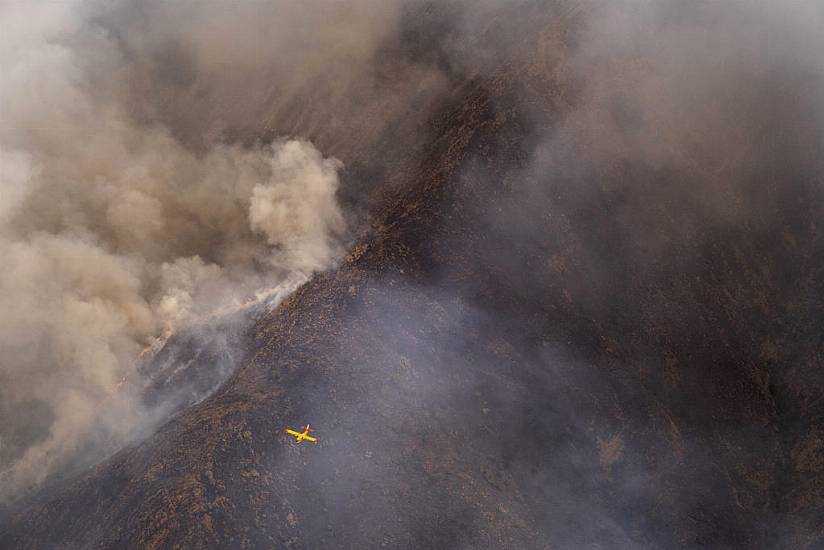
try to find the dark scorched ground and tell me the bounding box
[4,3,824,548]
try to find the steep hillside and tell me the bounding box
[4,2,824,548]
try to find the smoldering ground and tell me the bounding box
[410,0,824,546]
[0,0,431,503]
[254,279,658,548]
[4,0,824,547]
[257,1,824,547]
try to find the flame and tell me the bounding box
[111,376,127,394]
[107,344,158,397]
[103,283,293,399]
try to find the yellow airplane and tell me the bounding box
[284,424,318,444]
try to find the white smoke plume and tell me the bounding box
[0,0,390,500]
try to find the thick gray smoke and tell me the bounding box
[254,1,824,547]
[4,0,824,546]
[0,0,405,501]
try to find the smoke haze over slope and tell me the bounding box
[0,0,404,500]
[4,0,824,547]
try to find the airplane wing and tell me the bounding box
[284,427,318,443]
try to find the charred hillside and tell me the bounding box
[4,2,824,549]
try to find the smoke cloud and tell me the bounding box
[425,1,824,546]
[4,0,824,546]
[0,0,405,501]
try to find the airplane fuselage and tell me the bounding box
[285,425,318,444]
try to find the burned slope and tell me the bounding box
[0,74,549,550]
[5,2,824,549]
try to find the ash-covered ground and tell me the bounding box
[3,1,824,548]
